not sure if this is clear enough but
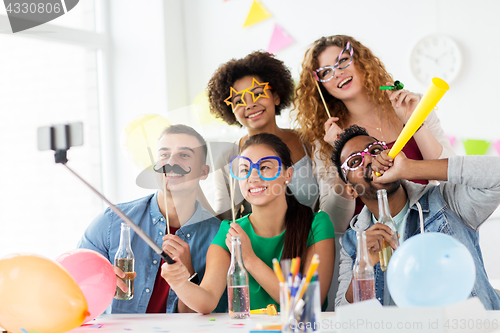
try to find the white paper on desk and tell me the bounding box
[334,298,496,333]
[442,297,497,333]
[341,299,382,309]
[336,303,443,333]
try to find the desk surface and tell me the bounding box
[67,311,500,333]
[68,313,300,333]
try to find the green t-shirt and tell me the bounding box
[211,211,335,310]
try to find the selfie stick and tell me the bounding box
[46,125,175,264]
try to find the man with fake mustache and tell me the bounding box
[332,125,500,310]
[78,124,227,313]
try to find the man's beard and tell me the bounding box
[350,166,401,201]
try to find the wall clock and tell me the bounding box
[410,34,462,84]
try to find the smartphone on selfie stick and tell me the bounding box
[37,122,175,264]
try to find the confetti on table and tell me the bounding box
[82,324,103,328]
[230,323,247,329]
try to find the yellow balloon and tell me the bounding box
[121,114,172,169]
[0,255,89,333]
[193,90,224,126]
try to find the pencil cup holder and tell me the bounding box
[280,281,321,332]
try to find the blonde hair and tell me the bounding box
[294,35,398,164]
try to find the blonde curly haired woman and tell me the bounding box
[294,35,454,233]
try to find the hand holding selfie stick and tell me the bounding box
[38,123,175,264]
[62,164,175,264]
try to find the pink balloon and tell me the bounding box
[56,249,116,323]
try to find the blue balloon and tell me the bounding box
[387,233,475,307]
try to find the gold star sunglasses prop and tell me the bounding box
[224,78,272,112]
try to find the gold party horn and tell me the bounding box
[375,78,449,177]
[250,304,278,315]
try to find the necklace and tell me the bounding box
[350,113,384,140]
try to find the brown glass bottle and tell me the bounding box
[114,223,135,300]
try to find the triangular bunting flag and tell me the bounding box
[446,134,456,147]
[243,0,271,27]
[267,24,294,54]
[463,139,490,155]
[493,140,500,155]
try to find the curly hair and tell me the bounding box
[294,35,397,167]
[208,51,294,127]
[331,125,370,183]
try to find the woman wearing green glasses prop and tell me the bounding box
[161,133,335,313]
[294,35,454,233]
[208,51,319,221]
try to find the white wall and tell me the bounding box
[111,0,500,213]
[175,0,500,303]
[181,0,500,143]
[1,0,494,305]
[106,0,175,203]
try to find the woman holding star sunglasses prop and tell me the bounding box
[293,35,454,233]
[208,51,320,221]
[161,133,335,313]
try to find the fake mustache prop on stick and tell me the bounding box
[153,163,192,175]
[152,163,191,235]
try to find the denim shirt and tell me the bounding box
[78,192,228,313]
[336,156,500,310]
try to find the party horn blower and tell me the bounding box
[375,77,449,176]
[250,304,278,315]
[379,80,404,90]
[390,77,449,156]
